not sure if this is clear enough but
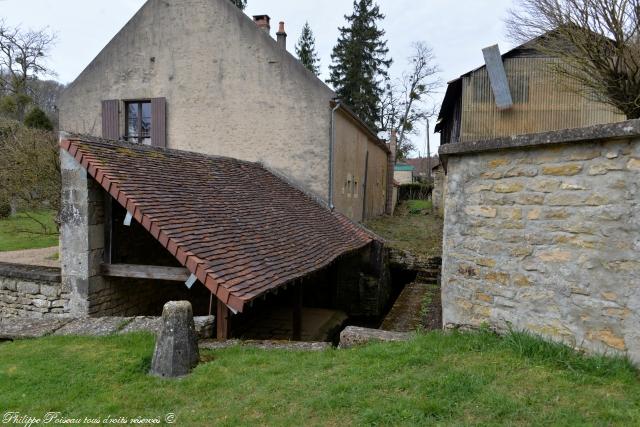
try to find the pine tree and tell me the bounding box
[328,0,392,131]
[295,22,321,75]
[229,0,246,10]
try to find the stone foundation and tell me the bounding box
[0,263,70,318]
[439,120,640,363]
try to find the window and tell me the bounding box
[125,101,152,145]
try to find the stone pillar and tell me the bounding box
[150,301,199,378]
[59,148,105,317]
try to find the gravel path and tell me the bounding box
[0,246,59,268]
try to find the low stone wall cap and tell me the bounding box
[0,262,61,283]
[439,119,640,158]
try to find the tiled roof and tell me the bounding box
[61,136,375,313]
[406,157,439,174]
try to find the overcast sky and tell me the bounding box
[2,0,515,155]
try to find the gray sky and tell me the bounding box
[2,0,515,154]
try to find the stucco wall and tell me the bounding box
[59,0,335,201]
[332,111,388,221]
[394,170,413,185]
[440,123,640,363]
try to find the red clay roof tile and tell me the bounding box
[61,136,375,313]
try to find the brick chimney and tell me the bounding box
[385,130,397,215]
[253,15,271,34]
[276,22,287,50]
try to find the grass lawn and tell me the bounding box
[366,199,443,258]
[1,331,638,426]
[0,210,58,252]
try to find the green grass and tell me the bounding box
[0,210,58,252]
[1,331,638,426]
[366,200,443,258]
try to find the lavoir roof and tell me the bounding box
[60,135,376,313]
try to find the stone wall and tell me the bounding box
[0,263,70,318]
[439,120,640,363]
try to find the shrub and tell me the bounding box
[398,183,433,201]
[24,107,54,131]
[0,199,11,219]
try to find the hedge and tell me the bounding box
[398,183,433,201]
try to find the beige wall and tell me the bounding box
[332,111,388,221]
[394,170,413,185]
[60,0,335,201]
[460,57,626,142]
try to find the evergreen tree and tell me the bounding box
[229,0,246,10]
[328,0,392,130]
[295,22,321,75]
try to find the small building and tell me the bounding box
[435,35,626,145]
[59,135,392,339]
[394,163,414,185]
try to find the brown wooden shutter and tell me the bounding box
[151,97,166,148]
[101,100,120,140]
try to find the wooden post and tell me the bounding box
[292,282,303,341]
[216,300,231,340]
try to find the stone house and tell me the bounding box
[59,0,390,223]
[54,0,396,339]
[435,36,625,145]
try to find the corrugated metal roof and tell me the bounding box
[394,163,414,172]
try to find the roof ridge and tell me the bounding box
[65,133,264,167]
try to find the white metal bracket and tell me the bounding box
[185,274,197,289]
[123,211,133,226]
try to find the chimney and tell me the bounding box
[276,21,287,50]
[253,15,271,34]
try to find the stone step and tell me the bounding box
[379,281,440,332]
[338,326,411,348]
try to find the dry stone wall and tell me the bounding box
[0,263,70,318]
[440,121,640,363]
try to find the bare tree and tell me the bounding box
[0,118,60,229]
[0,21,56,120]
[507,0,640,119]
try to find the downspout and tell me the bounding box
[329,100,341,210]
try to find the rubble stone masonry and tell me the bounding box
[439,120,640,363]
[0,263,70,318]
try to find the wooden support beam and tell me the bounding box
[217,300,231,340]
[100,263,190,281]
[292,283,303,341]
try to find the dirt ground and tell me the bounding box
[0,246,59,268]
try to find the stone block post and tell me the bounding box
[59,145,105,317]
